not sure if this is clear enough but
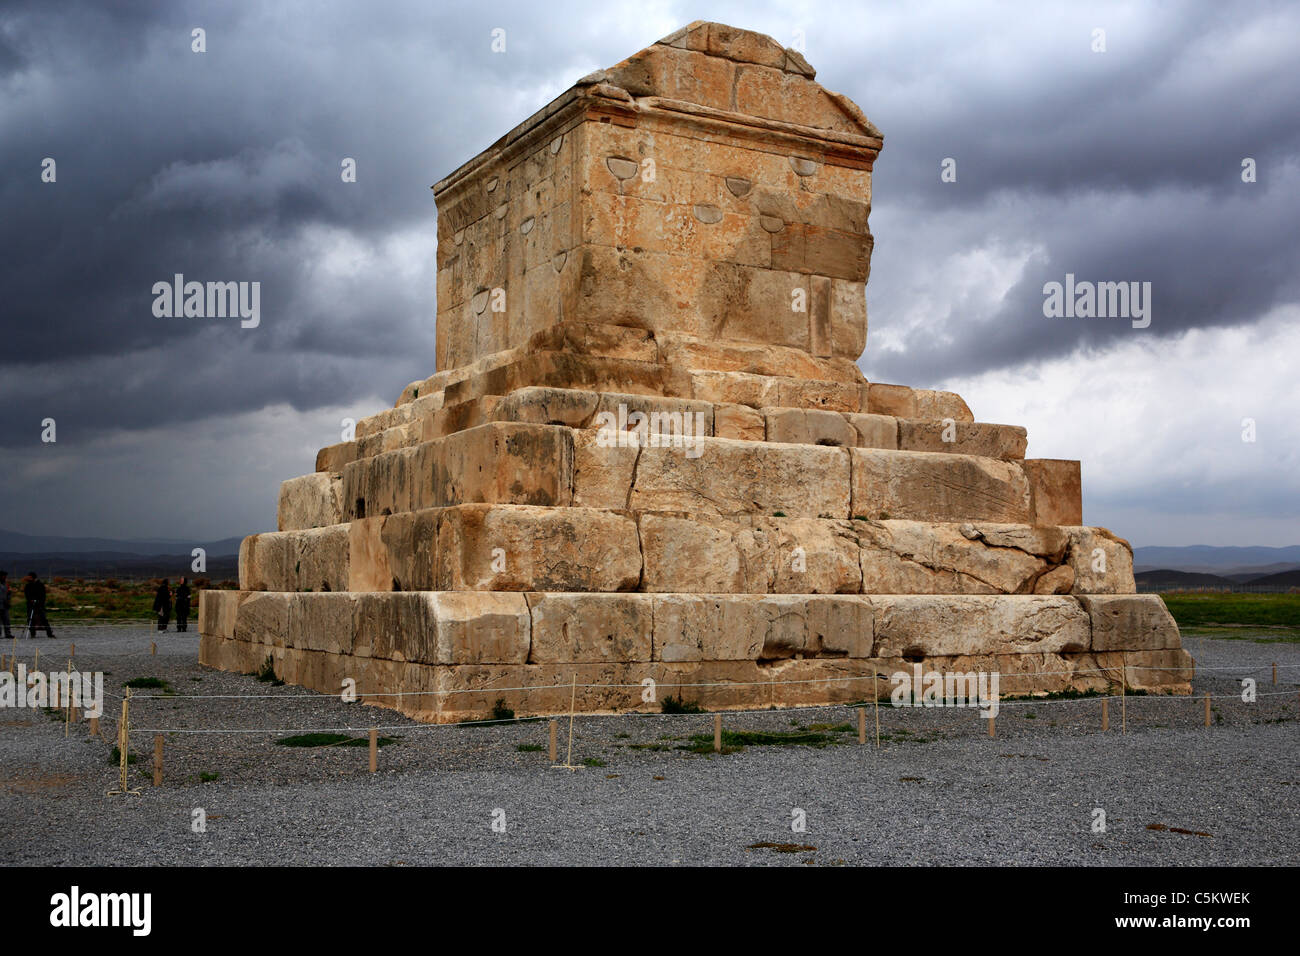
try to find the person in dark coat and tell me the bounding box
[0,571,13,639]
[174,577,191,632]
[23,572,55,639]
[153,579,172,632]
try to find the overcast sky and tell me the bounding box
[1,0,1297,547]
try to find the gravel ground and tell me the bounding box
[1,627,1296,866]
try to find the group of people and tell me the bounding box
[0,571,192,638]
[153,578,192,632]
[0,571,57,639]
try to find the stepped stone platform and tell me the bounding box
[200,21,1191,721]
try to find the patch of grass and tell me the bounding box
[516,743,544,752]
[660,695,704,714]
[254,655,284,686]
[199,771,219,782]
[747,841,816,853]
[275,733,396,748]
[1180,626,1300,644]
[772,511,787,517]
[123,676,167,689]
[679,728,837,754]
[582,757,606,768]
[627,742,671,751]
[808,722,855,734]
[109,746,138,765]
[1160,592,1300,629]
[123,676,174,696]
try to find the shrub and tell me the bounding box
[661,695,704,714]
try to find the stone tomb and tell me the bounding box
[200,22,1192,721]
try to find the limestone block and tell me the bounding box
[492,386,599,427]
[428,591,531,665]
[1032,566,1076,594]
[1022,458,1083,526]
[382,510,441,592]
[1107,648,1194,691]
[807,595,874,658]
[1078,594,1181,652]
[844,413,897,449]
[1063,527,1136,594]
[343,445,420,520]
[424,422,575,510]
[639,514,860,593]
[713,403,764,441]
[896,420,1027,459]
[526,593,654,663]
[851,449,1032,523]
[913,389,973,423]
[316,442,358,473]
[432,662,642,721]
[655,333,861,383]
[238,533,291,591]
[347,511,440,592]
[763,407,857,447]
[571,427,638,509]
[866,383,916,418]
[856,519,1050,594]
[991,652,1109,696]
[687,370,781,407]
[773,376,860,412]
[198,589,244,641]
[294,525,350,593]
[437,504,641,591]
[870,595,1091,659]
[353,592,430,661]
[288,592,358,656]
[232,592,290,650]
[348,517,393,592]
[277,473,344,531]
[592,392,714,442]
[650,594,766,662]
[525,321,659,363]
[630,437,850,518]
[752,594,873,660]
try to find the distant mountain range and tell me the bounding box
[1131,545,1300,592]
[0,529,244,556]
[0,528,245,581]
[1132,545,1300,575]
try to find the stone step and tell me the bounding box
[355,331,976,451]
[285,422,1073,532]
[322,386,1022,473]
[199,589,1190,722]
[244,505,1132,596]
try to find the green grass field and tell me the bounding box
[7,578,238,622]
[1159,592,1300,630]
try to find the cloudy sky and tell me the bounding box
[1,0,1296,547]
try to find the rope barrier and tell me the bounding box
[116,688,1296,736]
[104,659,1298,702]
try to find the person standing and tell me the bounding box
[153,579,172,632]
[0,571,12,640]
[174,577,191,632]
[23,572,55,639]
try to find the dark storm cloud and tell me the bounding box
[0,0,631,445]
